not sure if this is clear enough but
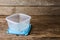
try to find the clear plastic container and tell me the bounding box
[6,13,31,36]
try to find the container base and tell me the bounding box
[6,24,31,36]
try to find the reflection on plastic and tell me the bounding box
[6,13,31,36]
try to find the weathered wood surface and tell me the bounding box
[0,0,60,6]
[0,15,60,40]
[0,7,15,15]
[16,7,60,15]
[0,7,60,15]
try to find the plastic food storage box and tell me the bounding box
[6,13,31,36]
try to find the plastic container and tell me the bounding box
[6,13,31,36]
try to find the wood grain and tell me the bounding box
[16,7,60,15]
[0,15,60,40]
[0,0,59,6]
[0,7,15,15]
[0,7,60,15]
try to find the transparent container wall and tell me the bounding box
[7,14,31,23]
[6,13,31,35]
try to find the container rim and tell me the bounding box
[6,13,31,24]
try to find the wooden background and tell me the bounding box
[0,0,60,40]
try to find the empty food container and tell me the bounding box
[6,13,31,36]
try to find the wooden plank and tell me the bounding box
[0,15,60,39]
[0,37,60,40]
[0,7,15,15]
[0,0,60,6]
[16,7,60,15]
[0,7,60,15]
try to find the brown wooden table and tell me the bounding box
[0,15,60,40]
